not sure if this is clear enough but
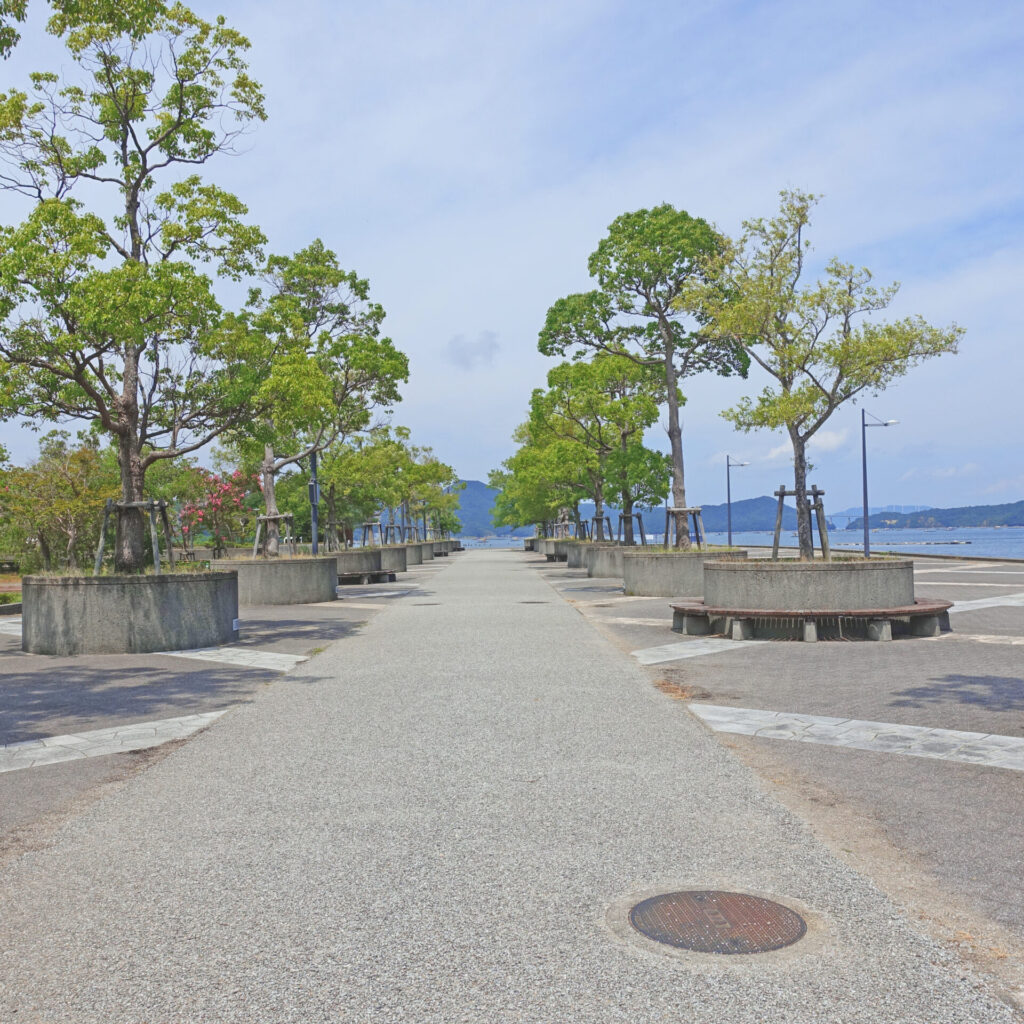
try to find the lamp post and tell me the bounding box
[861,410,898,558]
[726,455,749,547]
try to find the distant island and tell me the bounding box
[847,499,1024,530]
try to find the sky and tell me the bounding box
[1,0,1022,515]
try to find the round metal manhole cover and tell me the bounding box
[629,891,806,954]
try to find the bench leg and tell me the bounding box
[939,610,951,633]
[867,619,892,642]
[673,611,711,636]
[910,614,941,638]
[730,618,755,641]
[802,620,818,643]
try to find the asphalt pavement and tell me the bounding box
[0,549,1018,1022]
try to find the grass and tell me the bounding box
[0,592,21,605]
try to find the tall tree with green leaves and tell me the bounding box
[708,190,963,559]
[0,2,270,571]
[539,206,747,546]
[226,241,408,555]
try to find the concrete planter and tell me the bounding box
[405,543,423,566]
[432,541,448,557]
[623,549,748,598]
[703,558,916,612]
[566,543,589,569]
[420,542,435,562]
[337,549,383,575]
[585,545,623,579]
[550,540,570,562]
[380,546,408,573]
[523,538,535,552]
[534,539,550,557]
[210,557,337,607]
[22,572,238,655]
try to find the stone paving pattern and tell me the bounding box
[0,712,227,773]
[0,550,1015,1022]
[690,704,1024,772]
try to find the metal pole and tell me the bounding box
[309,450,319,555]
[862,408,870,559]
[727,457,733,547]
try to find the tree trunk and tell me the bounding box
[620,431,634,545]
[261,444,280,556]
[114,430,146,573]
[791,429,814,560]
[594,487,605,541]
[660,321,690,550]
[66,526,78,571]
[325,483,339,551]
[38,533,51,571]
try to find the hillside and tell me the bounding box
[847,499,1024,530]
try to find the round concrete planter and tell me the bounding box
[622,549,748,598]
[22,572,238,655]
[405,543,423,566]
[703,558,916,612]
[585,544,623,579]
[420,542,435,562]
[210,556,337,607]
[550,540,571,562]
[380,545,408,573]
[431,541,448,557]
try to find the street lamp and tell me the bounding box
[726,455,749,547]
[861,410,898,558]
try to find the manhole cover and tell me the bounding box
[629,891,806,954]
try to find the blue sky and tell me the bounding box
[1,0,1022,513]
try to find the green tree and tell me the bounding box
[0,430,117,568]
[226,241,408,555]
[539,206,747,546]
[708,190,963,558]
[0,2,269,572]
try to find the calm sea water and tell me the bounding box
[461,528,1024,560]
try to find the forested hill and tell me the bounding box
[849,500,1024,530]
[455,483,805,537]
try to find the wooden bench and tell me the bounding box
[670,598,953,642]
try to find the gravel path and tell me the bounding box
[0,549,1016,1022]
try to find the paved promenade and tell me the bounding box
[0,550,1018,1022]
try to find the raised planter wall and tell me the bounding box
[566,543,588,569]
[337,549,383,575]
[420,542,435,562]
[405,543,423,566]
[22,572,238,655]
[585,545,623,579]
[623,550,748,598]
[703,559,916,612]
[379,546,408,573]
[211,557,338,606]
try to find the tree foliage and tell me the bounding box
[708,190,963,557]
[0,1,270,571]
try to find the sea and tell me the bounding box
[460,527,1024,560]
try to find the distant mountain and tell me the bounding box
[699,496,799,533]
[847,500,1024,530]
[454,480,532,538]
[833,504,932,520]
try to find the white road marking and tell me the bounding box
[914,581,1023,588]
[156,647,308,672]
[605,617,673,627]
[0,618,22,636]
[632,638,764,665]
[947,592,1024,614]
[0,711,227,774]
[934,633,1024,646]
[690,705,1024,772]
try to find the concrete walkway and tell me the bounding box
[0,550,1015,1022]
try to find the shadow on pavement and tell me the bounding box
[889,673,1024,714]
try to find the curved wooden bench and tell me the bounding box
[670,598,953,642]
